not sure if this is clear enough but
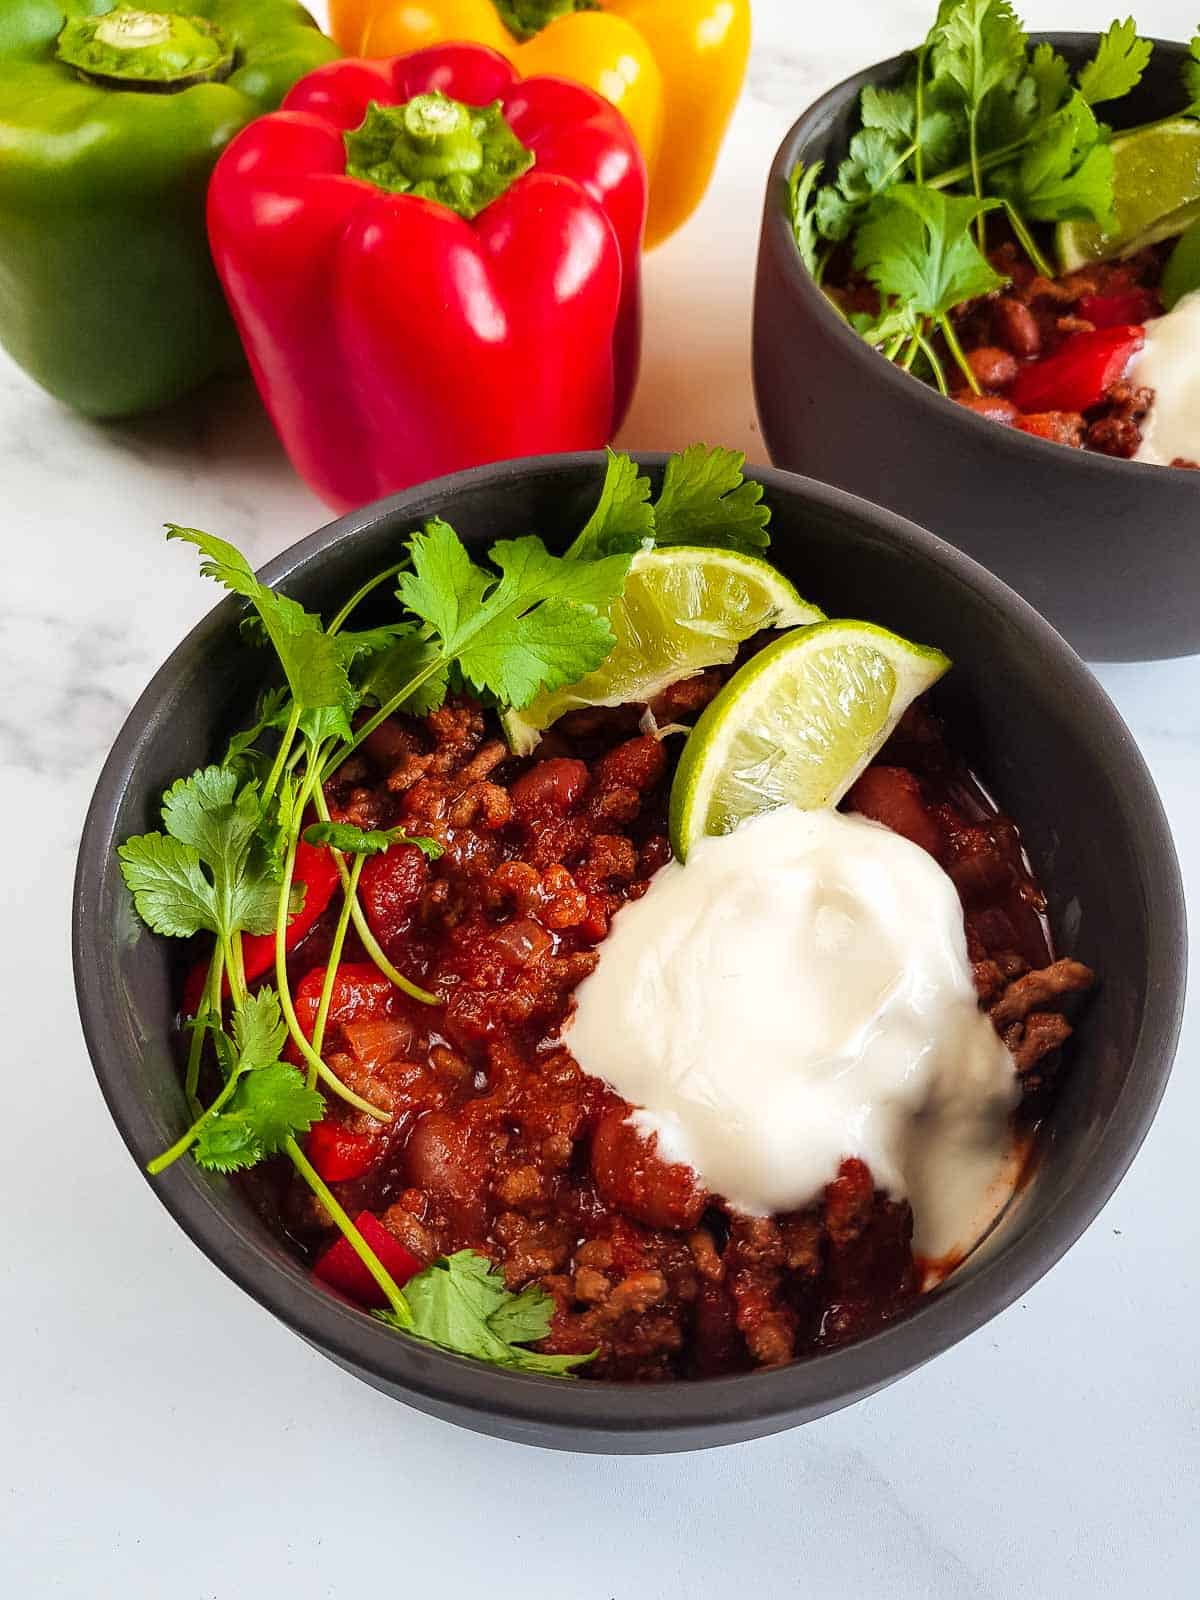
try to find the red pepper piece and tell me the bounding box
[1009,324,1145,414]
[1077,289,1158,328]
[207,45,646,512]
[312,1210,423,1307]
[307,1119,379,1182]
[180,838,340,1017]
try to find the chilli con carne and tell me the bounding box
[120,447,1093,1382]
[245,687,1090,1379]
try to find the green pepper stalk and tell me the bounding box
[55,8,236,90]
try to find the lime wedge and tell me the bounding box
[1057,120,1200,270]
[668,620,951,861]
[502,546,823,755]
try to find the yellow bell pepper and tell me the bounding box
[328,0,750,248]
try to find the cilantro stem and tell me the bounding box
[915,329,949,395]
[322,659,444,781]
[260,701,301,815]
[326,561,411,637]
[147,1068,243,1176]
[901,334,921,372]
[914,43,928,186]
[968,116,986,251]
[1000,199,1052,279]
[307,853,365,1090]
[285,1135,413,1327]
[928,135,1029,194]
[183,945,223,1110]
[311,786,439,1006]
[939,315,979,393]
[274,766,390,1122]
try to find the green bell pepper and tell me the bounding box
[0,1,338,417]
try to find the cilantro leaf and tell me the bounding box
[814,181,857,243]
[359,628,449,717]
[788,160,825,275]
[651,445,771,553]
[995,93,1114,224]
[119,767,278,942]
[854,184,1004,319]
[228,1064,324,1155]
[861,82,916,141]
[187,990,323,1174]
[117,832,219,939]
[931,0,1027,111]
[379,1249,593,1375]
[223,686,291,775]
[836,126,909,205]
[231,986,289,1072]
[302,820,443,860]
[1029,40,1071,116]
[565,448,654,559]
[193,1114,264,1174]
[1078,18,1152,106]
[396,522,630,710]
[167,526,355,743]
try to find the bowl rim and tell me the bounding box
[73,451,1188,1442]
[761,30,1200,490]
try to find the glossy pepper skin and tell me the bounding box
[208,45,645,510]
[0,1,338,418]
[327,0,749,247]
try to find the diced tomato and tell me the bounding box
[358,843,429,949]
[312,1210,423,1308]
[847,766,943,858]
[306,1119,379,1182]
[1077,289,1158,329]
[1009,324,1144,414]
[180,838,340,1017]
[287,962,397,1063]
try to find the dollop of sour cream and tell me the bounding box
[565,806,1020,1258]
[1131,290,1200,466]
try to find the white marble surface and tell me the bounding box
[3,2,1198,1594]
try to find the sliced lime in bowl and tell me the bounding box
[668,620,951,861]
[1057,119,1200,270]
[502,545,823,755]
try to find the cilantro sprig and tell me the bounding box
[788,5,1186,392]
[121,445,767,1377]
[378,1251,592,1375]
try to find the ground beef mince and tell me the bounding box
[249,691,1092,1381]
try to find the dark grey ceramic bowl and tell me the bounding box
[754,34,1200,662]
[74,454,1185,1453]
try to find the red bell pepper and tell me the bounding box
[1009,324,1145,415]
[207,45,646,512]
[181,838,340,1017]
[312,1209,423,1306]
[307,1119,380,1182]
[285,962,398,1063]
[1077,289,1158,328]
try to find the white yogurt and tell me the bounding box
[565,806,1020,1258]
[1131,290,1200,466]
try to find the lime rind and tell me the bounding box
[502,546,823,755]
[668,619,951,861]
